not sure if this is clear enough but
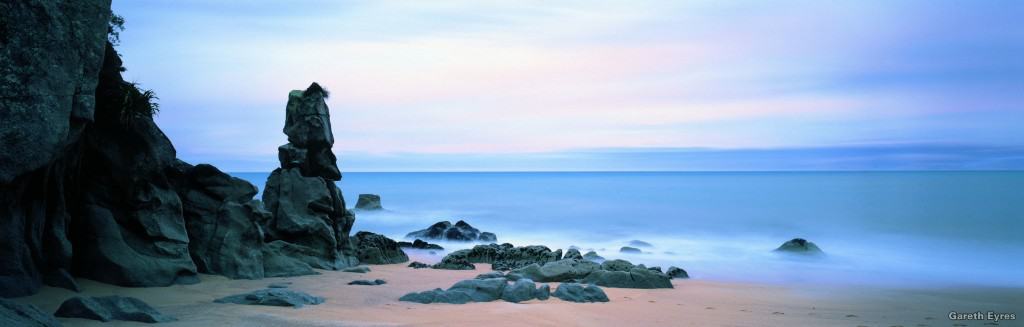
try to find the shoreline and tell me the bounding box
[14,260,1022,327]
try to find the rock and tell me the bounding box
[628,240,653,247]
[476,271,506,279]
[535,284,551,300]
[215,289,324,308]
[267,282,291,288]
[512,259,601,283]
[405,220,497,243]
[262,168,355,270]
[399,278,507,304]
[0,298,62,327]
[354,194,382,210]
[408,262,430,269]
[431,259,476,270]
[647,266,663,273]
[774,238,824,255]
[563,248,583,260]
[343,266,371,273]
[43,269,81,292]
[54,296,175,323]
[666,266,689,279]
[600,259,635,272]
[399,288,471,304]
[583,267,673,289]
[582,251,605,263]
[397,239,444,250]
[348,279,386,285]
[619,246,642,254]
[553,283,609,303]
[501,279,539,303]
[505,273,525,281]
[437,243,562,271]
[261,241,320,277]
[353,231,409,264]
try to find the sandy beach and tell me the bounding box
[13,254,1022,327]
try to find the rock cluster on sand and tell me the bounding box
[398,239,444,250]
[0,298,62,327]
[354,194,383,210]
[406,220,497,243]
[512,257,674,289]
[55,296,175,323]
[349,279,387,286]
[435,243,562,271]
[399,277,553,304]
[553,283,610,303]
[215,289,324,308]
[353,232,409,264]
[774,238,824,255]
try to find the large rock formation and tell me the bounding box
[261,83,358,270]
[352,231,409,264]
[0,0,362,297]
[54,296,175,323]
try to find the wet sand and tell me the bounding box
[14,262,1023,327]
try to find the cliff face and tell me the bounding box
[0,1,359,298]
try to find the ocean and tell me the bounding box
[234,171,1024,288]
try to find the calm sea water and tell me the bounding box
[234,171,1024,288]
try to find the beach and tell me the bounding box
[15,253,1022,327]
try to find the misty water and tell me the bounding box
[234,171,1024,289]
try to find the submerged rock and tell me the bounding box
[353,231,409,264]
[666,266,689,279]
[215,289,324,308]
[628,240,654,248]
[0,298,61,327]
[55,296,175,323]
[348,279,387,286]
[398,239,445,250]
[619,246,642,254]
[553,283,609,303]
[774,238,824,255]
[406,220,497,243]
[354,194,382,210]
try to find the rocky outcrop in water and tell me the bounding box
[354,194,382,210]
[619,246,642,253]
[406,220,497,243]
[54,296,175,323]
[774,238,824,255]
[353,231,409,264]
[436,243,562,271]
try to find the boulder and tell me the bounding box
[43,269,80,292]
[619,246,642,254]
[535,284,551,300]
[563,248,583,260]
[408,262,430,269]
[512,259,601,283]
[666,266,689,279]
[353,231,409,264]
[501,279,539,303]
[398,288,472,305]
[582,267,673,289]
[215,289,324,308]
[647,266,663,273]
[54,296,175,323]
[437,243,561,271]
[628,240,653,248]
[582,251,605,263]
[399,278,506,304]
[348,279,386,285]
[552,283,609,303]
[774,238,824,255]
[398,239,444,250]
[267,282,291,288]
[354,194,382,210]
[600,259,635,272]
[0,298,62,327]
[431,259,476,270]
[475,272,506,280]
[261,241,319,277]
[405,220,497,243]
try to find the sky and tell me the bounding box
[111,0,1023,171]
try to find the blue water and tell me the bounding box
[234,171,1024,288]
